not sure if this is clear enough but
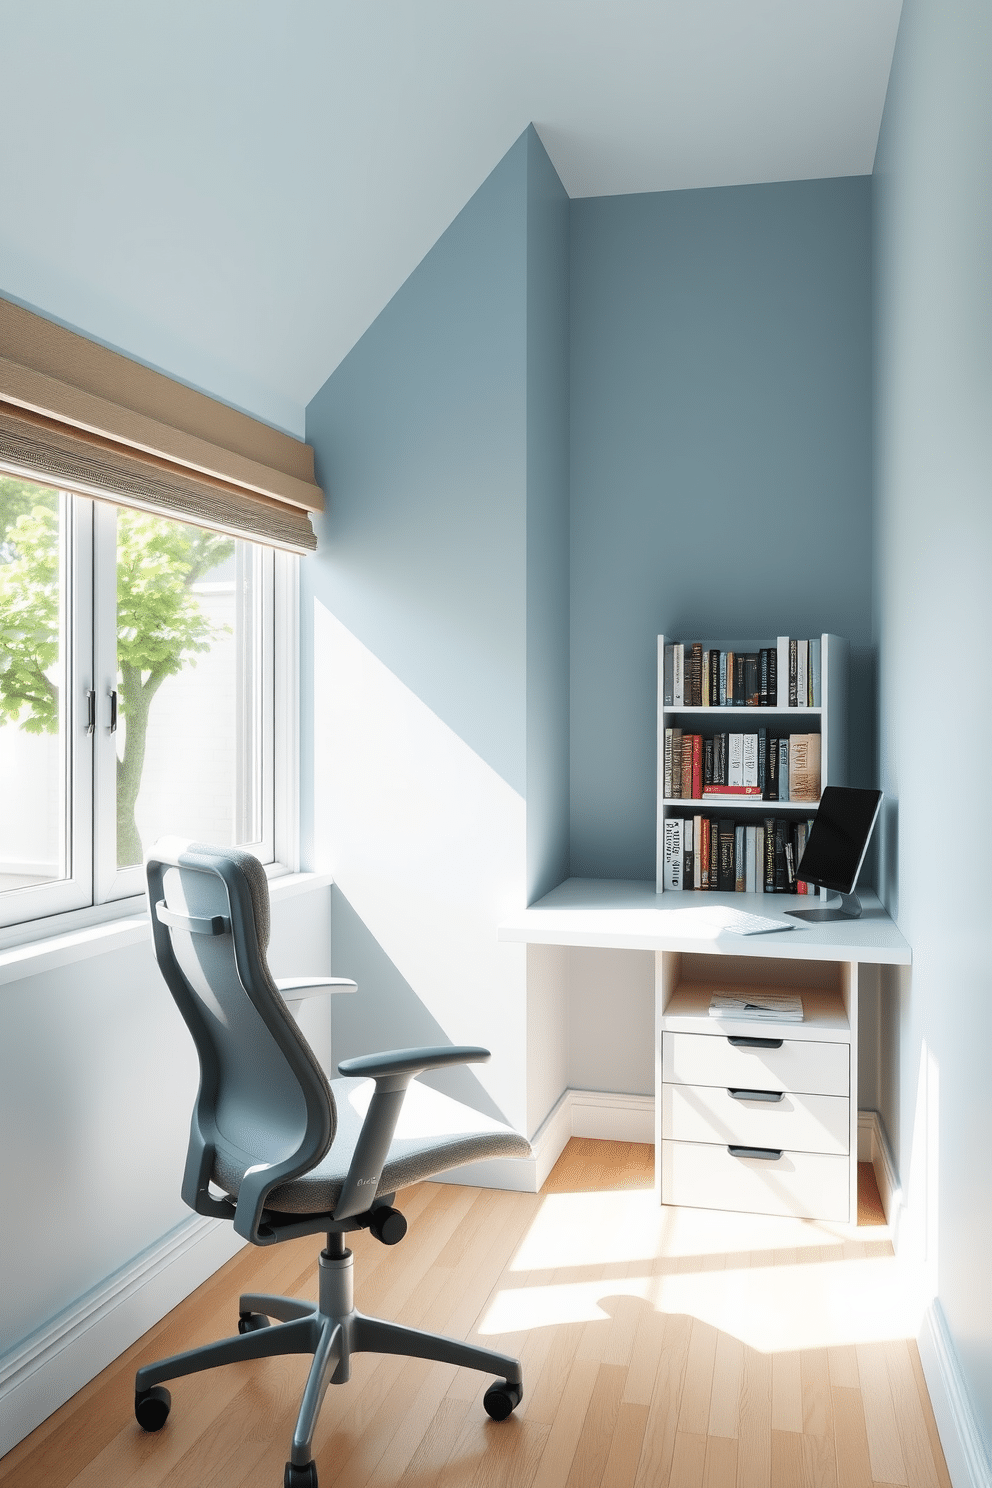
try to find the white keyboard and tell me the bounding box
[712,908,796,936]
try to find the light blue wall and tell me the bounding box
[873,0,992,1445]
[303,127,570,1073]
[525,129,571,902]
[569,179,874,879]
[304,134,530,809]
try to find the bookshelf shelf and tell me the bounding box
[656,633,848,896]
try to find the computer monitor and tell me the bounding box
[785,785,883,923]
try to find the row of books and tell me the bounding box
[664,638,822,708]
[663,729,821,803]
[663,815,817,893]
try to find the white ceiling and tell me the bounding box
[0,0,902,437]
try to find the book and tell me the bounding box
[766,735,779,800]
[703,736,714,787]
[702,650,710,707]
[725,651,734,706]
[683,815,694,888]
[674,643,684,706]
[755,825,765,893]
[691,734,702,800]
[693,814,702,888]
[681,734,693,800]
[768,646,777,709]
[744,652,759,706]
[713,731,725,784]
[742,732,758,787]
[809,638,821,707]
[718,819,735,891]
[796,639,808,710]
[701,817,711,889]
[788,733,821,802]
[702,784,763,797]
[745,824,757,892]
[664,817,683,889]
[709,993,804,1022]
[764,817,776,891]
[664,728,673,800]
[728,732,743,787]
[759,648,770,707]
[734,651,746,707]
[788,638,798,707]
[689,642,703,707]
[734,825,745,892]
[776,636,789,706]
[784,837,796,888]
[669,728,682,797]
[663,644,674,707]
[757,726,767,793]
[778,738,789,801]
[709,650,720,710]
[774,818,788,891]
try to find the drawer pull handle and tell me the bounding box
[728,1145,783,1161]
[729,1088,784,1103]
[728,1036,783,1049]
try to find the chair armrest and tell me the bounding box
[332,1046,491,1220]
[275,976,358,997]
[337,1045,489,1086]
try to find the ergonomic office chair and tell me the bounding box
[135,840,531,1488]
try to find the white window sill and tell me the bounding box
[0,872,334,988]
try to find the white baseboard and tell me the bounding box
[434,1089,655,1194]
[857,1108,903,1240]
[0,1215,245,1458]
[918,1299,992,1488]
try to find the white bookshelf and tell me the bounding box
[656,633,848,894]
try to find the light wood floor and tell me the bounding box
[0,1140,950,1488]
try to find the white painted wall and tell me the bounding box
[0,878,332,1451]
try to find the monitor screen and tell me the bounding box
[795,786,883,894]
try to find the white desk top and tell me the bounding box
[499,879,911,965]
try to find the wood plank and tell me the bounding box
[856,1343,907,1486]
[600,1402,649,1488]
[886,1341,949,1488]
[676,1319,718,1437]
[772,1351,804,1433]
[737,1345,772,1488]
[702,1434,737,1488]
[668,1431,707,1488]
[563,1363,625,1488]
[832,1385,874,1488]
[771,1429,803,1488]
[706,1331,743,1440]
[632,1311,692,1488]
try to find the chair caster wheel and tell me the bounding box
[483,1379,522,1420]
[369,1204,407,1245]
[239,1311,271,1333]
[135,1385,171,1431]
[284,1461,318,1488]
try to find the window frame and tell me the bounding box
[0,483,299,942]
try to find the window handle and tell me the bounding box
[86,690,95,734]
[109,689,118,734]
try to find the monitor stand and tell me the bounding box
[785,890,862,923]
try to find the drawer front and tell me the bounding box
[662,1082,849,1155]
[663,1031,849,1097]
[661,1139,849,1222]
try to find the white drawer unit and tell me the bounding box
[662,1082,849,1155]
[661,1139,850,1223]
[663,1030,849,1097]
[657,968,857,1225]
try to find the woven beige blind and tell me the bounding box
[0,299,323,552]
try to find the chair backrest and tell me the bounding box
[146,840,335,1229]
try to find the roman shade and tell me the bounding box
[0,298,323,552]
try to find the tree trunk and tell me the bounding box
[116,666,165,867]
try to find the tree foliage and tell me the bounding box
[0,477,233,866]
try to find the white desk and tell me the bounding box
[500,880,910,1223]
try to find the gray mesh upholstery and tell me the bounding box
[213,1075,532,1214]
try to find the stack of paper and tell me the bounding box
[709,993,804,1022]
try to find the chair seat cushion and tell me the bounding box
[215,1077,532,1215]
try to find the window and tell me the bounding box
[0,472,296,932]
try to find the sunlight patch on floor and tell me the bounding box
[484,1179,924,1353]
